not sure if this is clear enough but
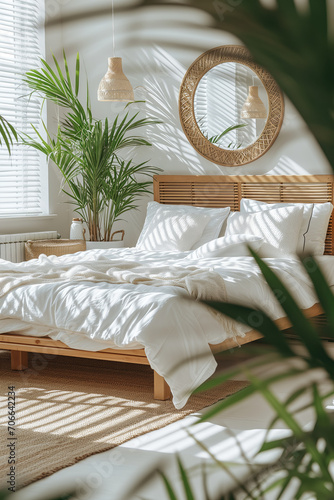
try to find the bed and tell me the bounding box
[0,174,333,408]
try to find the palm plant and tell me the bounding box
[23,52,161,241]
[0,115,17,154]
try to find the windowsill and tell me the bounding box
[0,214,58,221]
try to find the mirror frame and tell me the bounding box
[179,45,284,167]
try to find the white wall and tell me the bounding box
[41,0,331,246]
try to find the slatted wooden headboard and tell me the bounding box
[153,175,334,255]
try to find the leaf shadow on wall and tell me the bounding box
[129,46,225,175]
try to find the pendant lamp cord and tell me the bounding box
[112,0,115,58]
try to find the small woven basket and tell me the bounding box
[25,239,86,260]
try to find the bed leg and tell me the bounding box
[11,351,28,371]
[154,371,171,401]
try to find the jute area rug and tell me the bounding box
[0,350,248,489]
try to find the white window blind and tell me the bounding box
[0,0,47,216]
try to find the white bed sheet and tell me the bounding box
[0,248,333,409]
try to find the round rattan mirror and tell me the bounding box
[179,45,284,166]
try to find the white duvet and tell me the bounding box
[0,247,333,409]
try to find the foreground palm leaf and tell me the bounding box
[204,252,334,380]
[159,457,199,500]
[198,252,334,498]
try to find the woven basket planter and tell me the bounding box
[25,239,86,260]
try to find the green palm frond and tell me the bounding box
[0,115,18,154]
[159,457,196,500]
[208,124,247,146]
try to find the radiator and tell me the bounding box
[0,231,58,263]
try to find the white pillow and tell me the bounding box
[186,234,264,259]
[225,206,304,257]
[136,211,210,251]
[240,198,333,255]
[136,202,230,250]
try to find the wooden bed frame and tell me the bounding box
[1,174,333,401]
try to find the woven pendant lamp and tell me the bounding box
[241,86,267,119]
[97,0,134,102]
[98,57,134,102]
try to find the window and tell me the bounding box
[0,0,47,216]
